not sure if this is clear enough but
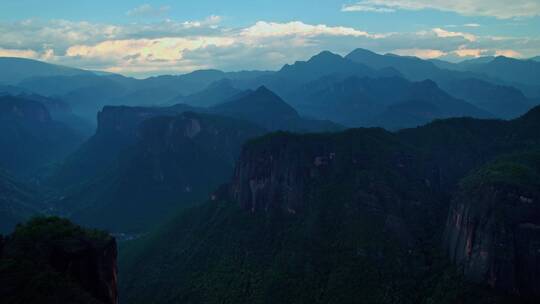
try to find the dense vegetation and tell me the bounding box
[2,49,540,304]
[119,106,540,303]
[120,200,514,304]
[0,217,113,304]
[50,111,265,232]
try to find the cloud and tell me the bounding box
[341,3,395,13]
[0,47,39,58]
[182,15,223,28]
[66,36,235,63]
[391,48,447,59]
[495,49,523,57]
[342,0,540,19]
[60,21,384,74]
[0,17,538,76]
[463,23,481,27]
[240,21,377,39]
[126,4,171,17]
[432,28,476,42]
[453,47,486,57]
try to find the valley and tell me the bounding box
[1,45,540,303]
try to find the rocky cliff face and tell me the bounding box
[96,105,180,139]
[0,95,52,123]
[64,111,265,233]
[228,129,540,302]
[0,95,84,177]
[444,153,540,302]
[48,236,118,304]
[49,104,195,189]
[227,129,436,220]
[0,217,118,304]
[229,134,332,213]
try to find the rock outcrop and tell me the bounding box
[0,95,51,122]
[49,104,196,189]
[96,105,184,140]
[228,129,433,218]
[60,111,265,232]
[0,95,84,176]
[0,217,118,304]
[444,152,540,302]
[49,236,118,304]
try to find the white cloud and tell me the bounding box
[126,4,171,17]
[495,49,522,57]
[0,47,40,58]
[182,15,223,28]
[341,3,395,13]
[432,28,476,42]
[342,0,540,19]
[453,47,486,57]
[0,17,538,76]
[391,48,447,59]
[66,36,235,62]
[240,21,376,39]
[464,23,481,27]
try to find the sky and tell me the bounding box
[1,0,540,77]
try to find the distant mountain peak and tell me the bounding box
[347,48,379,58]
[214,85,287,107]
[254,85,275,95]
[209,86,303,131]
[308,51,344,63]
[494,55,511,61]
[313,50,340,57]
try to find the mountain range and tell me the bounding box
[45,86,340,232]
[120,105,540,304]
[54,110,265,232]
[3,49,539,129]
[2,47,540,303]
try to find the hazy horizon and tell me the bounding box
[2,47,526,80]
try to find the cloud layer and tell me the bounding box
[0,15,539,77]
[126,4,171,17]
[342,0,540,19]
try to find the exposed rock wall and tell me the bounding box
[445,183,540,301]
[50,237,119,304]
[0,218,119,304]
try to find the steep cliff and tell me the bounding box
[0,95,52,122]
[0,95,84,176]
[0,217,118,304]
[48,104,196,190]
[120,107,540,303]
[445,151,540,302]
[228,129,435,216]
[62,111,265,232]
[122,129,478,304]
